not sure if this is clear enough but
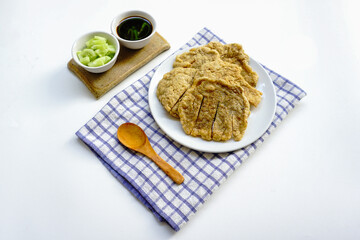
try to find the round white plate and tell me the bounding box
[148,47,277,153]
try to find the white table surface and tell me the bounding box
[1,0,359,239]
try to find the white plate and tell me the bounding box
[148,47,277,153]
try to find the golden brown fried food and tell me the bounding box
[156,68,197,118]
[178,78,250,141]
[205,42,259,87]
[173,46,220,69]
[195,60,262,107]
[157,60,261,119]
[156,42,261,142]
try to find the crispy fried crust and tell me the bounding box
[195,60,262,107]
[156,67,197,117]
[156,42,260,142]
[205,42,258,87]
[178,78,250,141]
[173,46,220,69]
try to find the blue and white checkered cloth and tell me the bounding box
[76,27,307,231]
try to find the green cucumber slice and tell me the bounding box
[77,35,116,67]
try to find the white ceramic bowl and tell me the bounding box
[71,31,120,73]
[111,10,157,49]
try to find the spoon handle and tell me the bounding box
[145,150,184,185]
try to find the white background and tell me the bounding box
[1,0,359,239]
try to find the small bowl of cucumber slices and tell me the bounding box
[72,31,120,73]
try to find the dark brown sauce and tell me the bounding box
[116,16,153,41]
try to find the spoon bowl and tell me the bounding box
[117,122,184,184]
[117,123,146,150]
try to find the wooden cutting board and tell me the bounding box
[68,32,170,99]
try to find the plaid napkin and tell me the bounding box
[76,27,306,231]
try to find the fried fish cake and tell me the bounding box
[156,68,197,118]
[195,60,262,107]
[157,60,261,120]
[205,42,259,87]
[156,43,260,142]
[178,78,250,141]
[173,46,220,69]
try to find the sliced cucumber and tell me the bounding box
[77,35,116,67]
[108,45,116,54]
[79,56,90,65]
[87,56,112,67]
[95,48,108,57]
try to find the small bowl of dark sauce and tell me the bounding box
[111,10,156,49]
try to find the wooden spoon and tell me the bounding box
[117,122,184,185]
